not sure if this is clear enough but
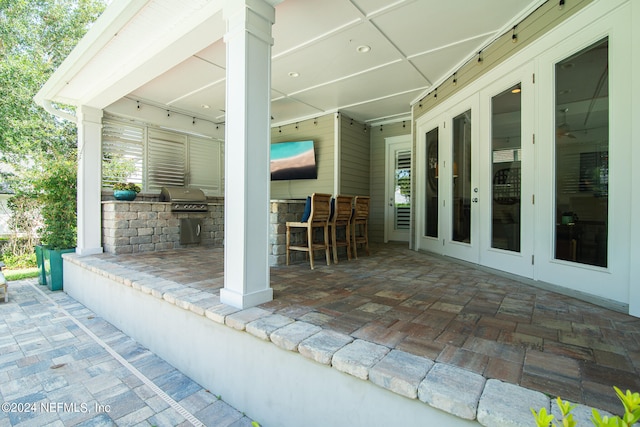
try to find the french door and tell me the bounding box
[417,65,534,274]
[478,64,535,278]
[413,3,631,308]
[417,98,480,264]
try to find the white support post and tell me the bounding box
[220,0,275,308]
[629,0,640,317]
[76,105,104,256]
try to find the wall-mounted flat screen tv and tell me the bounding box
[270,140,317,181]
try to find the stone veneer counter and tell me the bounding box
[269,199,306,266]
[102,201,224,254]
[102,198,306,264]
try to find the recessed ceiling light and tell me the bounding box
[288,71,299,78]
[356,45,371,53]
[201,104,210,109]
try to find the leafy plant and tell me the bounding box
[1,193,42,268]
[102,153,138,188]
[113,182,141,193]
[33,151,77,249]
[532,387,640,427]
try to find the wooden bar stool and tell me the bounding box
[329,195,354,264]
[351,196,370,259]
[286,193,332,269]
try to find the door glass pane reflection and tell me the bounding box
[555,38,608,267]
[491,84,522,252]
[452,110,472,243]
[425,128,439,238]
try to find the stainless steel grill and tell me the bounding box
[159,187,208,212]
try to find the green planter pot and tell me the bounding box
[43,247,75,291]
[114,189,138,201]
[35,245,47,286]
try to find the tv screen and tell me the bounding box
[270,140,317,181]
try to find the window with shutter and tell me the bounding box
[189,136,223,195]
[102,117,224,195]
[147,129,186,191]
[102,121,144,188]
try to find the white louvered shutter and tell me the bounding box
[189,137,224,195]
[102,121,144,188]
[147,129,186,191]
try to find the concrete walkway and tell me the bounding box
[0,279,256,427]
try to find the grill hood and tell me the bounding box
[160,187,206,203]
[160,187,208,212]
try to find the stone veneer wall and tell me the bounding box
[102,200,224,254]
[269,199,307,266]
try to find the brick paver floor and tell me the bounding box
[92,242,640,415]
[0,279,256,427]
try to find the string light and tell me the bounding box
[512,25,518,43]
[127,98,223,127]
[453,73,457,86]
[477,51,483,65]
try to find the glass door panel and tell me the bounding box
[385,136,411,242]
[452,110,472,244]
[425,127,439,238]
[491,84,522,252]
[554,38,608,268]
[394,150,411,233]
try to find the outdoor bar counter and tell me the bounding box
[101,194,306,266]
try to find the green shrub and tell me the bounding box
[1,251,36,269]
[33,152,77,249]
[532,387,640,427]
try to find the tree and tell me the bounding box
[0,0,107,266]
[0,0,106,164]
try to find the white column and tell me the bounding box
[629,0,640,317]
[76,105,104,256]
[220,0,274,308]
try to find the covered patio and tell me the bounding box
[62,243,640,422]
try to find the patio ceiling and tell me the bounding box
[37,0,543,127]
